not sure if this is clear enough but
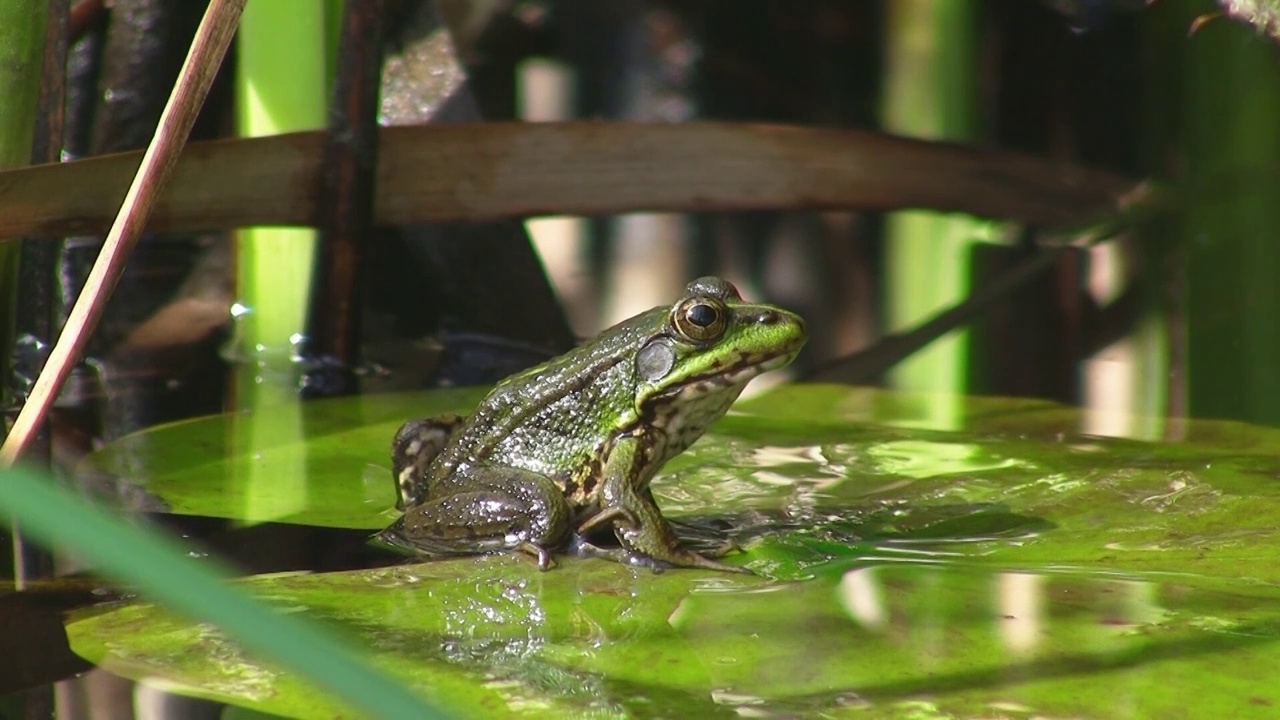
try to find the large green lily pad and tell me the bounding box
[77,387,484,528]
[69,384,1280,717]
[69,556,1280,718]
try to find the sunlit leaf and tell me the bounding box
[70,384,1280,717]
[69,555,1280,718]
[78,387,485,528]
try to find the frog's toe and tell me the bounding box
[576,506,638,535]
[631,545,755,574]
[574,538,753,575]
[568,536,629,563]
[705,538,742,559]
[568,537,673,573]
[582,545,671,573]
[515,541,558,571]
[679,550,754,575]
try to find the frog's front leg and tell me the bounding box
[391,415,464,509]
[379,463,572,570]
[589,436,751,574]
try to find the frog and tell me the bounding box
[376,276,807,573]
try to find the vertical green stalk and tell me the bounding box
[1175,2,1280,425]
[881,0,982,429]
[1129,311,1168,438]
[234,0,328,366]
[233,0,331,522]
[0,0,47,404]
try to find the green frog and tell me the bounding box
[377,276,806,573]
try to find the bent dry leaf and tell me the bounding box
[70,384,1280,717]
[0,122,1136,241]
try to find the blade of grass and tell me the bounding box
[0,0,244,466]
[0,465,448,718]
[0,0,47,406]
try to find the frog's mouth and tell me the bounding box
[668,344,804,398]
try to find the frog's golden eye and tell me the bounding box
[673,297,728,342]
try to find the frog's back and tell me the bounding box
[429,309,660,491]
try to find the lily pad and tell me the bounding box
[77,387,486,528]
[68,384,1280,717]
[69,556,1280,718]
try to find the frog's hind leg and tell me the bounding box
[391,415,464,509]
[390,465,572,570]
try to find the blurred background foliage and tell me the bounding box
[5,0,1280,717]
[10,0,1280,445]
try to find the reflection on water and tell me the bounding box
[863,440,1034,479]
[838,567,888,629]
[668,563,1280,718]
[998,571,1041,653]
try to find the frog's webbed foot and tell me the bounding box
[657,548,754,574]
[569,529,753,574]
[576,502,752,573]
[567,537,672,571]
[611,504,754,574]
[567,531,676,566]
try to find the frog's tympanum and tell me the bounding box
[377,276,807,573]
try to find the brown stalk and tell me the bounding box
[308,0,387,374]
[0,0,247,467]
[69,0,105,41]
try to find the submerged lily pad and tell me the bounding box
[69,556,1280,718]
[69,384,1280,717]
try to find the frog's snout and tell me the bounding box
[754,309,780,325]
[749,307,807,345]
[748,308,803,329]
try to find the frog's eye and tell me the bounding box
[673,297,728,342]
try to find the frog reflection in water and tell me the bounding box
[378,276,807,573]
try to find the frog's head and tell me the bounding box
[634,276,807,409]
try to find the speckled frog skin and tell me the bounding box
[377,276,807,572]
